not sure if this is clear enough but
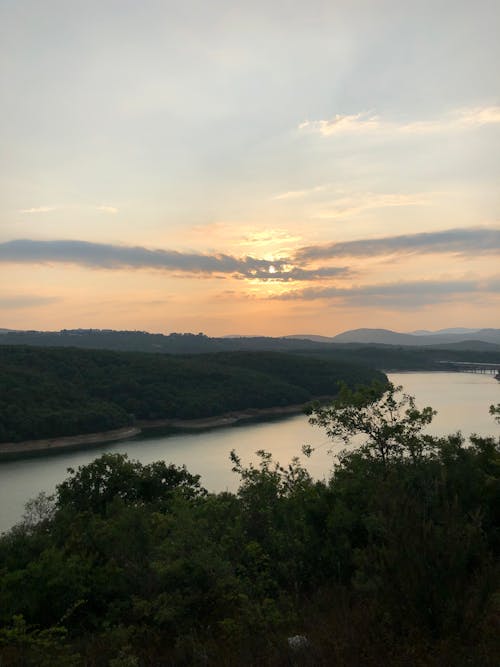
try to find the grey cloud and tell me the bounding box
[0,295,60,309]
[0,239,245,272]
[0,239,349,282]
[273,277,500,305]
[295,228,500,262]
[281,266,349,281]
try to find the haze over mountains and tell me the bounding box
[1,326,499,351]
[409,328,481,335]
[224,327,500,346]
[258,328,500,347]
[320,328,500,346]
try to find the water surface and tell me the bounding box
[0,372,498,534]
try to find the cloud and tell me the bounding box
[240,265,350,282]
[0,295,60,309]
[273,185,327,200]
[401,106,500,134]
[18,205,120,215]
[299,113,380,136]
[19,207,58,214]
[295,227,500,262]
[455,106,500,127]
[311,192,430,220]
[241,228,301,244]
[272,277,500,308]
[299,107,500,137]
[0,238,349,282]
[96,205,118,214]
[2,229,496,289]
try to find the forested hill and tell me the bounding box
[0,329,321,353]
[1,329,499,369]
[0,346,384,443]
[303,344,500,370]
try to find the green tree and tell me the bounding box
[307,381,436,465]
[0,615,80,667]
[489,403,500,424]
[56,453,204,514]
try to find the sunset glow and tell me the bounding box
[1,1,498,335]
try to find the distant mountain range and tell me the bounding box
[0,326,499,352]
[286,328,500,347]
[409,328,481,335]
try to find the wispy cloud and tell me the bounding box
[96,205,118,214]
[0,239,349,283]
[299,113,380,136]
[18,205,120,215]
[295,227,500,262]
[311,192,430,220]
[271,277,500,308]
[19,206,58,214]
[187,222,302,252]
[299,107,500,137]
[0,295,60,309]
[273,185,327,200]
[401,106,500,134]
[239,228,303,249]
[2,229,497,290]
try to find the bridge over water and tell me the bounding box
[438,361,500,376]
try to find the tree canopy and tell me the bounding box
[0,346,384,443]
[0,387,498,665]
[306,381,437,464]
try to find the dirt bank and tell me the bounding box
[0,398,330,462]
[0,426,141,461]
[137,403,308,431]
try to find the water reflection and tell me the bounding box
[0,372,498,533]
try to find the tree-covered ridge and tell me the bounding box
[0,346,384,443]
[0,385,498,665]
[1,328,499,368]
[301,344,500,370]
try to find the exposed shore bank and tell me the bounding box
[0,427,142,461]
[0,401,325,462]
[136,402,309,431]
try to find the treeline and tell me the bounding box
[303,344,500,370]
[1,329,499,370]
[0,330,224,354]
[0,386,498,665]
[0,346,384,443]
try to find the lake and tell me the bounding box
[0,372,498,534]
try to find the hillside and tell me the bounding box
[1,327,500,354]
[0,346,384,443]
[330,327,500,346]
[0,329,325,354]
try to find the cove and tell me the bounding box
[0,372,498,534]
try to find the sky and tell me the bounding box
[1,0,499,336]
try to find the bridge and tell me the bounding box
[438,361,500,376]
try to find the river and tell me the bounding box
[0,372,498,534]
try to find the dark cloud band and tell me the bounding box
[1,229,497,288]
[273,277,500,306]
[295,227,500,262]
[0,295,60,309]
[0,239,348,282]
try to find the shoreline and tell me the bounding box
[136,402,310,431]
[0,401,326,462]
[0,427,142,461]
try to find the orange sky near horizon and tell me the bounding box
[1,1,499,336]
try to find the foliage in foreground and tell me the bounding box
[0,386,499,665]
